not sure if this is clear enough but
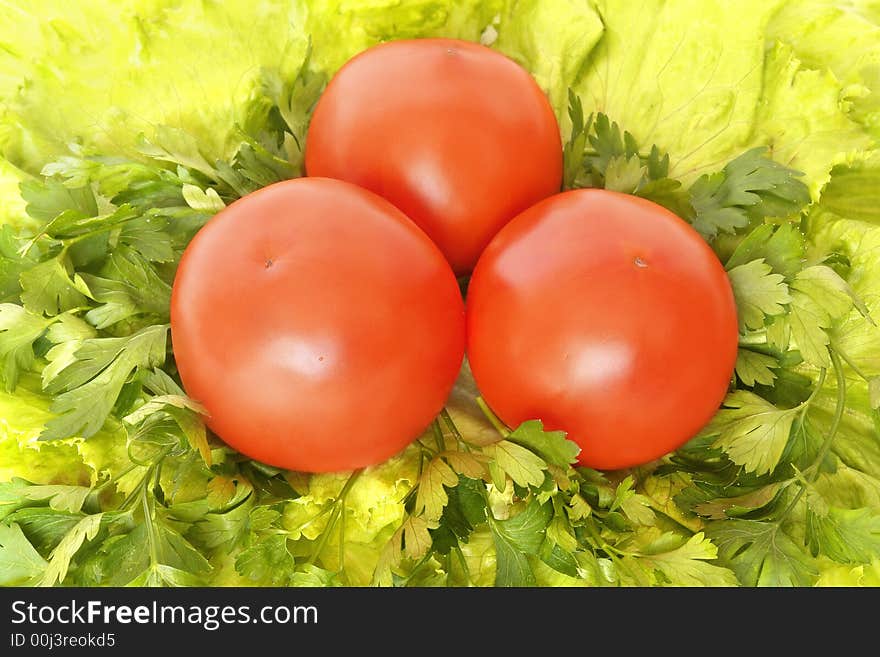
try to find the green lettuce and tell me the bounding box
[0,377,91,486]
[767,0,880,138]
[0,0,312,170]
[572,0,785,184]
[304,0,502,73]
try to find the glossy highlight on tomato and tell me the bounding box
[466,189,739,470]
[170,177,465,473]
[305,38,563,275]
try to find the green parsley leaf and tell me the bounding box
[136,127,218,181]
[562,90,590,189]
[806,506,880,564]
[440,451,489,481]
[690,172,748,238]
[538,541,579,578]
[623,532,738,587]
[234,534,295,586]
[725,222,805,277]
[34,204,138,243]
[20,178,98,225]
[567,493,593,521]
[45,313,96,343]
[735,349,779,387]
[124,391,209,465]
[0,523,48,586]
[217,138,295,195]
[19,485,93,513]
[77,529,148,586]
[414,456,459,523]
[784,264,865,368]
[786,295,832,367]
[489,500,551,587]
[564,105,692,217]
[181,184,226,213]
[0,225,37,301]
[0,303,49,391]
[604,155,646,194]
[260,46,325,177]
[401,515,433,561]
[82,248,171,329]
[586,113,635,175]
[189,481,254,551]
[119,522,211,586]
[506,420,580,467]
[290,564,339,587]
[689,148,810,240]
[545,512,578,553]
[619,492,656,526]
[634,175,692,219]
[692,483,782,520]
[7,508,84,555]
[483,440,547,489]
[792,264,869,322]
[699,391,799,475]
[204,477,236,509]
[19,256,90,316]
[707,519,817,586]
[128,563,206,587]
[41,324,169,440]
[117,215,175,263]
[609,475,637,512]
[40,512,103,586]
[0,479,36,522]
[727,259,791,332]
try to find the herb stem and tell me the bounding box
[832,343,870,382]
[738,332,768,347]
[778,351,846,521]
[94,461,141,492]
[452,546,471,586]
[398,553,433,587]
[439,408,464,443]
[141,471,161,567]
[307,469,363,565]
[338,498,347,584]
[808,351,846,480]
[796,367,827,423]
[475,397,510,438]
[431,418,446,453]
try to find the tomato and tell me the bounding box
[305,38,562,275]
[466,189,738,470]
[170,178,465,473]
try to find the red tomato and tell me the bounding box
[170,178,465,473]
[466,189,738,470]
[305,38,562,275]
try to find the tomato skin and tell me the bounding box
[466,189,738,470]
[305,38,562,275]
[170,178,465,473]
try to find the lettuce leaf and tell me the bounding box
[491,0,604,116]
[0,377,91,486]
[767,0,880,138]
[752,42,874,197]
[572,0,785,184]
[0,0,313,170]
[304,0,502,74]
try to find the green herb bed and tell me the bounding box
[1,0,879,587]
